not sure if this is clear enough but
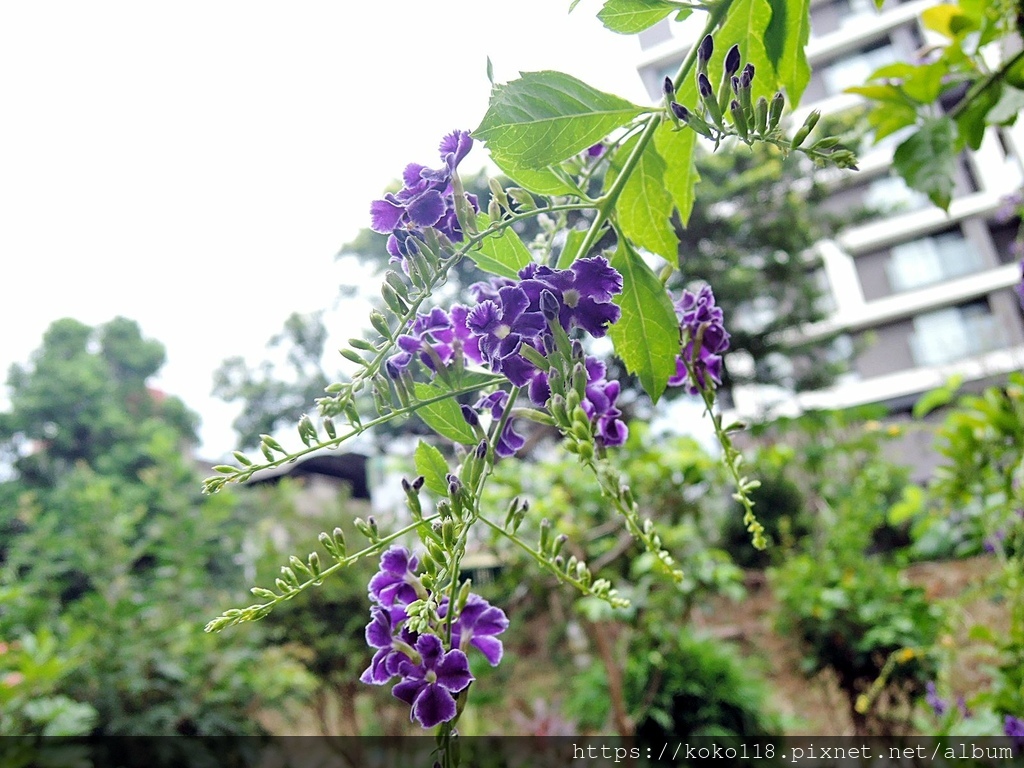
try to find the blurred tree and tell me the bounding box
[0,317,312,736]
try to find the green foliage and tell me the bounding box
[607,241,680,403]
[0,319,312,735]
[853,0,1024,209]
[567,628,780,741]
[470,213,534,278]
[910,374,1024,730]
[0,630,97,736]
[475,71,647,174]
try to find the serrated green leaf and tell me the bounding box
[893,117,957,210]
[608,241,679,403]
[475,71,646,170]
[413,383,476,444]
[608,135,677,259]
[654,121,699,228]
[597,0,686,34]
[471,213,533,278]
[764,0,811,105]
[414,440,450,496]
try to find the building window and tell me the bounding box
[864,173,930,214]
[885,229,983,293]
[909,300,1005,367]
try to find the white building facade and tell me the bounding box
[636,0,1024,420]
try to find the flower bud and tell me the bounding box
[540,289,561,321]
[724,44,741,76]
[697,35,713,68]
[768,92,785,132]
[697,73,713,99]
[461,404,480,427]
[662,76,675,97]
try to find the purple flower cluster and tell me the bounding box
[668,284,730,395]
[386,257,628,452]
[361,546,508,729]
[370,131,478,263]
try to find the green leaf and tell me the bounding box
[986,84,1024,126]
[413,383,476,444]
[609,135,677,259]
[654,121,699,227]
[764,0,811,105]
[901,61,948,104]
[475,71,646,170]
[887,485,924,525]
[955,82,1001,150]
[557,227,589,269]
[921,4,977,38]
[414,440,450,496]
[470,213,534,278]
[912,374,964,419]
[608,240,679,403]
[892,117,957,210]
[598,0,686,34]
[491,155,578,196]
[845,83,913,103]
[711,0,776,101]
[867,102,918,142]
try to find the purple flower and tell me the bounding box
[386,305,483,378]
[368,546,424,608]
[360,605,416,685]
[668,284,730,395]
[476,390,526,458]
[1005,715,1024,750]
[926,681,947,717]
[582,357,628,447]
[370,130,478,266]
[392,633,474,728]
[451,593,509,666]
[467,286,547,386]
[519,257,623,338]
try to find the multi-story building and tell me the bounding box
[635,0,1024,443]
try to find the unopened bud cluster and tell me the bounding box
[664,35,857,170]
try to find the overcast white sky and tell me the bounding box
[0,2,653,459]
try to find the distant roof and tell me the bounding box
[246,451,370,500]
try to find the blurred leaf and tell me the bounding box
[922,3,977,38]
[764,0,811,104]
[892,117,957,210]
[912,374,963,419]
